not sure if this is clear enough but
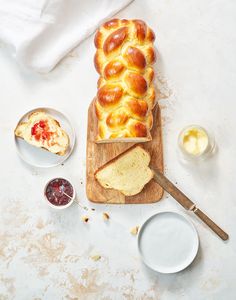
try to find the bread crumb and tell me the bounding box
[130,226,139,235]
[90,255,101,261]
[82,216,89,223]
[103,212,110,221]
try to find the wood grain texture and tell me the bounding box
[86,99,164,204]
[193,208,229,241]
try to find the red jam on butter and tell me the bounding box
[45,178,74,206]
[31,120,53,142]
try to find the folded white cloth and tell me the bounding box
[0,0,133,73]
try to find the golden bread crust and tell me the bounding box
[94,19,157,142]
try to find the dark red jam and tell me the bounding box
[31,120,53,142]
[45,178,74,206]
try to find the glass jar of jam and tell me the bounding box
[44,178,75,209]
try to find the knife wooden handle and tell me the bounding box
[193,208,229,241]
[152,168,229,241]
[153,168,195,210]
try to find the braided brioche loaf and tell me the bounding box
[94,19,156,143]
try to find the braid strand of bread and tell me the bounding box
[94,19,156,143]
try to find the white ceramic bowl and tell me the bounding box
[44,177,76,210]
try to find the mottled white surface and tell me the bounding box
[0,0,236,299]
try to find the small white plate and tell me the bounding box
[14,107,75,168]
[138,211,199,274]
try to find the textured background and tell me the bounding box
[0,0,236,299]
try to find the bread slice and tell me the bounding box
[14,111,70,156]
[94,145,154,196]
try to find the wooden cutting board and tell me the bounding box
[86,100,164,204]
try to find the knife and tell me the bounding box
[152,168,229,241]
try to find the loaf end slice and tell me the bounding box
[95,145,154,196]
[14,111,70,156]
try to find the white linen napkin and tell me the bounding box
[0,0,133,73]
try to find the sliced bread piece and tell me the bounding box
[15,111,69,156]
[94,145,154,196]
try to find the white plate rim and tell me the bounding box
[137,211,199,274]
[14,107,76,168]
